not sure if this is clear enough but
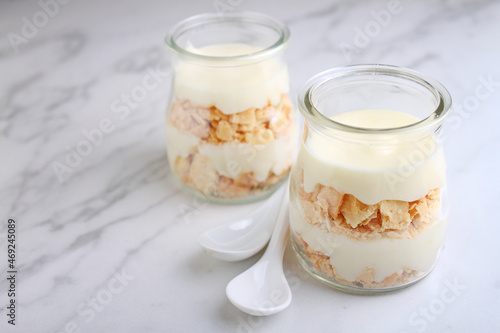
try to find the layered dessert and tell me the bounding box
[166,44,295,200]
[290,109,447,290]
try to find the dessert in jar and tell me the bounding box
[164,12,296,204]
[290,65,452,293]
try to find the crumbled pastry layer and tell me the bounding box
[168,94,294,145]
[174,153,290,199]
[296,171,441,240]
[167,94,294,199]
[299,236,421,289]
[293,169,442,288]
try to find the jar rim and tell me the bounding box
[298,64,452,135]
[164,12,290,62]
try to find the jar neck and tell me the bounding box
[165,12,290,66]
[298,65,452,145]
[304,120,444,147]
[170,48,287,68]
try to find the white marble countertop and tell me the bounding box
[1,0,500,332]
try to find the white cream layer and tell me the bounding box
[166,123,294,182]
[173,44,290,115]
[299,110,446,204]
[290,202,447,283]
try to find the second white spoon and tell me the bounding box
[226,188,291,316]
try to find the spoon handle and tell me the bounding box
[261,181,290,261]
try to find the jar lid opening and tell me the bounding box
[165,12,290,62]
[299,65,452,136]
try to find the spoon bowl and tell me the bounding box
[199,185,286,261]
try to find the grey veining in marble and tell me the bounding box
[1,0,500,332]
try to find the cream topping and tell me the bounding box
[173,43,289,115]
[299,109,446,204]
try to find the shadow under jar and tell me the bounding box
[164,12,296,204]
[290,65,452,294]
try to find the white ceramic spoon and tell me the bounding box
[226,188,291,316]
[198,185,286,262]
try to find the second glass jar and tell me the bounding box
[290,65,452,294]
[165,12,296,204]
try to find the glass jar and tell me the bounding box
[164,12,296,204]
[290,65,452,294]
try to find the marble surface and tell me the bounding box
[1,0,500,332]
